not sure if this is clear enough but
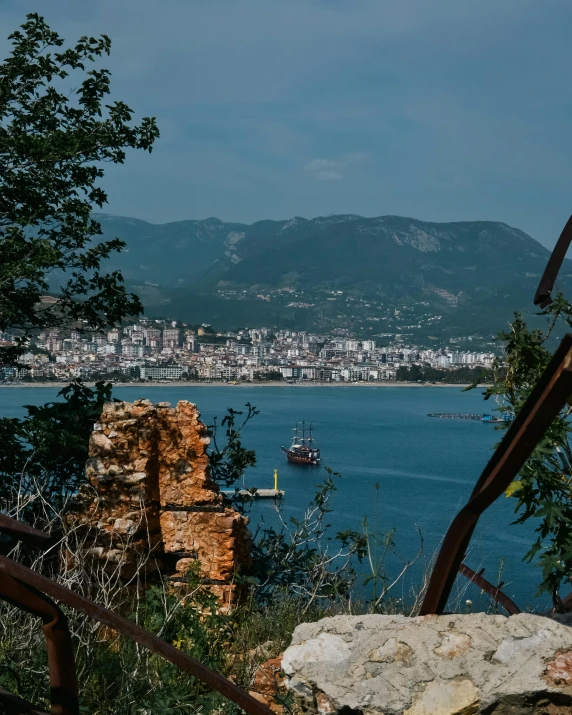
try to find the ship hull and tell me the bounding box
[281,446,321,465]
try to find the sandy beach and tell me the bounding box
[0,380,483,389]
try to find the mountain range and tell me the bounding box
[96,213,572,344]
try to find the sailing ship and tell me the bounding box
[281,421,321,465]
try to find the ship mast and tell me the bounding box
[291,423,299,448]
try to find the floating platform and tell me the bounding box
[428,413,483,420]
[221,489,284,499]
[427,413,508,423]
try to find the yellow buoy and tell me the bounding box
[274,468,278,491]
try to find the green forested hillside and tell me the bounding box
[97,213,569,340]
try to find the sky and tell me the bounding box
[2,0,572,248]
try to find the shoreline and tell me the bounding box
[0,381,486,389]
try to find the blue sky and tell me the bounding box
[2,0,572,247]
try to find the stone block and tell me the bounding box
[282,613,572,714]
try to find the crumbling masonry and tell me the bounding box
[66,399,252,608]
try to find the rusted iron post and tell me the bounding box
[420,334,572,615]
[534,214,572,307]
[458,563,520,615]
[0,572,79,715]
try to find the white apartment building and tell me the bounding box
[162,329,180,348]
[140,365,183,380]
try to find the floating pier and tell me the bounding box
[428,413,483,420]
[427,413,508,423]
[221,469,284,499]
[222,488,284,498]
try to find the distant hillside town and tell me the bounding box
[0,318,497,384]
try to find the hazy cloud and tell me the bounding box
[304,154,370,181]
[304,159,344,181]
[1,0,572,246]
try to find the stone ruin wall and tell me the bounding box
[66,398,252,608]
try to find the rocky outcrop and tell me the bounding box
[249,655,286,714]
[66,399,251,608]
[282,612,572,714]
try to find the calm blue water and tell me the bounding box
[0,385,547,611]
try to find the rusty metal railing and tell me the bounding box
[534,214,572,307]
[458,562,520,615]
[0,515,273,715]
[420,333,572,615]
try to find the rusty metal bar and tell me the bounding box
[458,562,520,615]
[0,687,50,715]
[0,572,79,715]
[420,333,572,615]
[0,552,273,715]
[0,514,52,549]
[534,214,572,307]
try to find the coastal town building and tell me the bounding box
[0,318,498,384]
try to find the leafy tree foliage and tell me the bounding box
[484,294,572,609]
[396,363,493,384]
[0,13,159,365]
[207,403,259,488]
[253,370,283,381]
[0,380,115,518]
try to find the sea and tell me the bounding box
[0,384,549,612]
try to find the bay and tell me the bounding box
[0,384,546,611]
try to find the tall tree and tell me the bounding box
[0,13,159,366]
[485,294,572,609]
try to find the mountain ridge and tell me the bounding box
[95,212,570,341]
